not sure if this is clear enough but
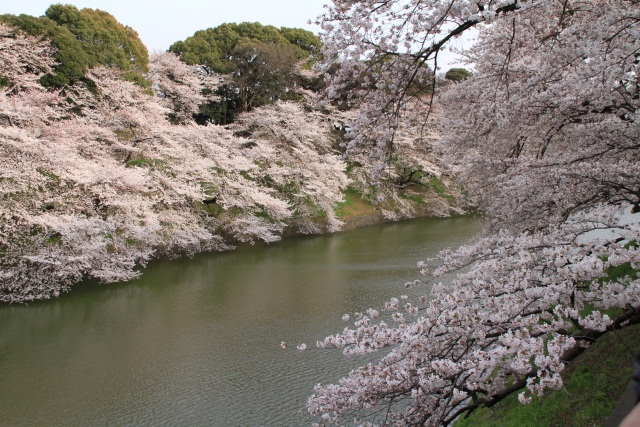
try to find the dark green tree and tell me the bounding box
[444,67,472,82]
[235,22,288,45]
[45,5,148,73]
[230,40,299,112]
[169,22,318,73]
[170,29,234,73]
[44,4,149,88]
[279,27,320,58]
[170,22,319,124]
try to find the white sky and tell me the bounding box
[2,1,465,68]
[3,0,329,51]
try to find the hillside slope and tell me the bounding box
[0,24,462,303]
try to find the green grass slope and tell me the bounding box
[456,324,640,427]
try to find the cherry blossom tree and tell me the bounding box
[0,23,54,95]
[0,25,353,303]
[305,1,640,425]
[340,100,464,221]
[231,100,349,233]
[148,51,220,124]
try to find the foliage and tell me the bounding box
[304,1,640,425]
[168,22,321,123]
[168,22,319,73]
[279,26,322,58]
[444,68,471,82]
[45,4,148,73]
[231,39,300,112]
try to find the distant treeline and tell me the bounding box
[1,5,321,125]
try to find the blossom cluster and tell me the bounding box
[0,33,350,302]
[307,1,640,425]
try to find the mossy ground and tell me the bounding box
[334,187,376,218]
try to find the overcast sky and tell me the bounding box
[3,1,465,68]
[3,0,328,51]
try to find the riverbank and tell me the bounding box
[331,180,465,232]
[455,324,640,427]
[1,174,465,304]
[1,45,463,304]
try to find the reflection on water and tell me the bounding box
[0,216,482,426]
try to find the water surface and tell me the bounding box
[0,216,482,426]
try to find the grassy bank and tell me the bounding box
[456,324,640,427]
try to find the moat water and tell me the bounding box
[0,216,482,426]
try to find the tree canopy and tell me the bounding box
[168,22,319,73]
[169,22,320,123]
[305,0,640,425]
[45,4,148,73]
[444,67,471,82]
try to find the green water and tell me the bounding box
[0,216,482,426]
